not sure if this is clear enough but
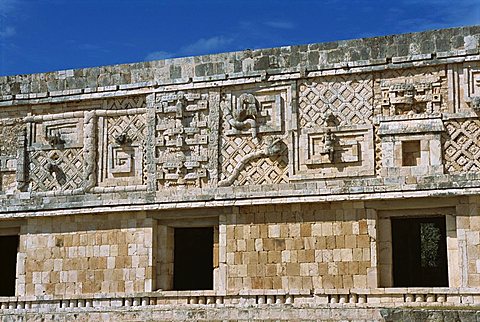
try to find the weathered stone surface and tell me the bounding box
[1,25,480,321]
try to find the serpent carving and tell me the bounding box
[218,138,283,187]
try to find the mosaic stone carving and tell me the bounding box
[218,137,284,187]
[97,111,146,187]
[222,88,286,137]
[30,148,84,191]
[298,74,374,127]
[219,86,289,186]
[26,116,85,193]
[103,96,145,110]
[154,91,219,188]
[444,119,480,173]
[456,63,480,111]
[375,67,447,116]
[0,119,25,192]
[223,93,259,139]
[379,81,442,115]
[294,125,375,180]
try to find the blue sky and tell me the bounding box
[0,0,479,76]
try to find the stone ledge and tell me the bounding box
[1,25,479,99]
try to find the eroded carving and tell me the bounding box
[376,67,447,116]
[380,81,442,115]
[468,96,480,111]
[155,91,217,188]
[444,119,480,173]
[219,86,289,186]
[0,119,26,192]
[223,93,259,139]
[299,74,374,127]
[46,132,65,146]
[83,111,96,192]
[218,137,284,187]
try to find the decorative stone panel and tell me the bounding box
[0,119,25,192]
[375,67,448,116]
[448,62,480,112]
[218,85,290,186]
[299,74,374,128]
[444,118,480,173]
[26,115,85,193]
[293,125,375,180]
[154,90,220,189]
[97,112,147,188]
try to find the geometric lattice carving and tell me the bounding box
[29,148,84,191]
[218,85,290,186]
[444,119,480,173]
[219,136,288,186]
[98,113,147,187]
[107,114,146,145]
[299,74,373,127]
[25,116,85,193]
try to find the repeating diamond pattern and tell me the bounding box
[444,119,480,173]
[299,75,373,127]
[29,148,84,191]
[220,136,288,186]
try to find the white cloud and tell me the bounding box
[0,25,15,38]
[264,21,295,30]
[145,50,174,61]
[180,36,233,55]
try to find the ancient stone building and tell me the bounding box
[1,26,480,321]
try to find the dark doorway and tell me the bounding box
[0,235,19,296]
[392,217,448,287]
[173,227,213,290]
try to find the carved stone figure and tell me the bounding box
[46,132,65,146]
[320,130,335,162]
[470,96,480,110]
[223,93,259,139]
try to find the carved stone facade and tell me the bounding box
[1,26,480,321]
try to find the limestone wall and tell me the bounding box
[456,196,480,287]
[226,203,374,291]
[17,213,154,297]
[0,26,479,214]
[1,25,480,320]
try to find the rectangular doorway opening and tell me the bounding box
[392,216,448,287]
[173,227,213,290]
[0,235,19,296]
